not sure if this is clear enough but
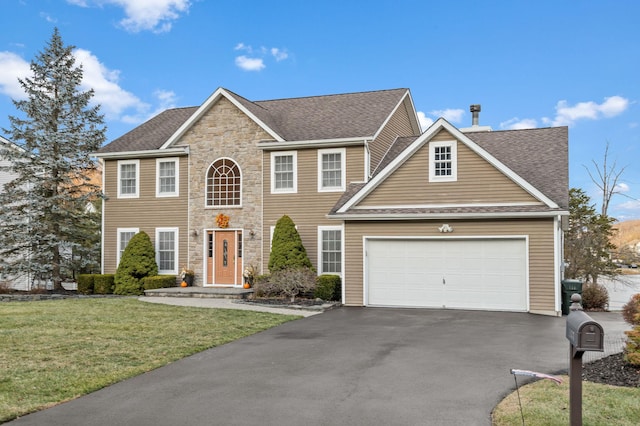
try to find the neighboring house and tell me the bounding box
[94,88,569,316]
[0,135,30,290]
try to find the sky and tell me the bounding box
[0,0,639,220]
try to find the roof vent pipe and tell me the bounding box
[470,104,481,126]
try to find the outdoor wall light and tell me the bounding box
[438,224,453,233]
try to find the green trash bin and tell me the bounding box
[561,279,583,315]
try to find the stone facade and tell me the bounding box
[179,97,272,285]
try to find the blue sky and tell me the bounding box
[1,0,639,220]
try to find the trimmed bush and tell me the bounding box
[624,326,640,366]
[114,231,158,295]
[270,267,317,302]
[315,275,341,301]
[581,282,609,311]
[142,275,177,290]
[268,215,313,272]
[93,274,115,294]
[77,274,95,295]
[622,294,640,326]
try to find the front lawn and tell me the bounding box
[492,375,640,425]
[0,298,299,422]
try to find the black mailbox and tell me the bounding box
[566,310,604,352]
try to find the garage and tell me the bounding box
[365,238,528,311]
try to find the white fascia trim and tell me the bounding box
[338,118,559,213]
[352,201,545,210]
[160,88,284,150]
[329,210,570,220]
[370,90,420,140]
[93,147,188,160]
[258,137,367,150]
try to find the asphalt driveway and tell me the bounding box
[8,308,628,426]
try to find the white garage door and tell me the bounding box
[366,238,527,311]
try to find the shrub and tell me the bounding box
[251,274,278,298]
[77,274,95,295]
[624,326,640,366]
[622,294,640,326]
[268,215,313,273]
[270,267,317,302]
[93,274,115,294]
[142,275,177,290]
[114,231,158,295]
[581,282,609,311]
[315,275,341,301]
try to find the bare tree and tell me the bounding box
[585,141,626,217]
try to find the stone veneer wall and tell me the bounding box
[178,97,272,286]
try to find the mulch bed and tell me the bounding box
[582,353,640,388]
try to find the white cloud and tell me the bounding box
[234,43,289,71]
[235,56,265,72]
[68,0,191,33]
[543,96,630,127]
[430,108,464,123]
[0,52,30,99]
[615,182,630,193]
[417,111,433,132]
[500,117,538,130]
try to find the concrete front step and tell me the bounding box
[144,287,253,300]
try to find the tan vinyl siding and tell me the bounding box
[344,219,556,313]
[360,130,540,206]
[262,145,364,272]
[369,98,417,173]
[102,157,188,273]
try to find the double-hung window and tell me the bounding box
[318,226,342,275]
[429,141,457,182]
[271,151,297,193]
[318,148,345,192]
[118,160,139,198]
[156,158,179,197]
[156,228,178,274]
[117,228,138,266]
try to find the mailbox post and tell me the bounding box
[565,293,604,426]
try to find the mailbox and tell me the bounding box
[566,310,604,352]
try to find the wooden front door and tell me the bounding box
[206,230,243,286]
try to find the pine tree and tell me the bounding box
[0,28,105,289]
[268,215,313,272]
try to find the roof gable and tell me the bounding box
[336,119,568,215]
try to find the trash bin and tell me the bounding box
[561,279,583,315]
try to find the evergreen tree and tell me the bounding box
[564,188,617,283]
[114,231,158,295]
[0,28,105,289]
[268,215,313,272]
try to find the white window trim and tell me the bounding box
[205,157,243,208]
[156,157,179,197]
[317,225,344,276]
[155,227,179,275]
[270,151,297,194]
[317,148,346,192]
[116,228,139,266]
[117,159,140,198]
[429,140,457,182]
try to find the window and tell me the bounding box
[271,151,297,193]
[156,228,178,274]
[318,226,342,275]
[318,148,346,192]
[206,158,241,206]
[118,160,139,198]
[429,141,457,182]
[117,228,138,266]
[156,158,179,197]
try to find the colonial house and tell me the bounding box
[94,88,569,316]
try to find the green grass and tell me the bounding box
[492,375,640,425]
[0,298,300,422]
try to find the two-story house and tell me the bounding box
[95,88,569,316]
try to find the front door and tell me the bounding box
[206,230,243,286]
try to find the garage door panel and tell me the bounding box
[367,238,527,311]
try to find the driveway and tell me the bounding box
[8,308,628,426]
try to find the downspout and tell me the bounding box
[364,139,371,181]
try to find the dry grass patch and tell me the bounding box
[0,298,299,422]
[492,375,640,425]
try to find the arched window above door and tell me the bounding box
[206,158,241,207]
